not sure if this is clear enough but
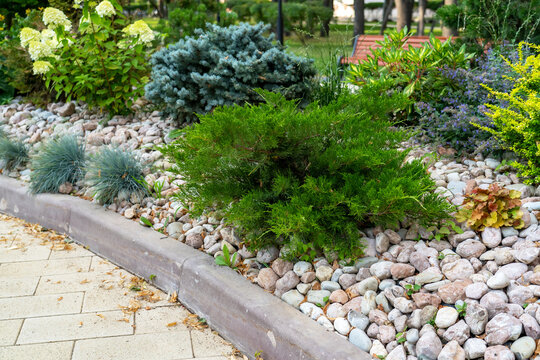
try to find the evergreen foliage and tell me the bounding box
[29,136,85,194]
[161,88,453,260]
[476,43,540,184]
[145,22,317,124]
[0,136,29,171]
[86,148,147,205]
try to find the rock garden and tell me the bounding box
[0,0,540,359]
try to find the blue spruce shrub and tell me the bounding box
[145,22,317,124]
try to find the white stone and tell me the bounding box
[333,317,351,335]
[487,271,510,289]
[435,307,459,328]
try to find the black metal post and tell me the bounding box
[217,0,221,23]
[277,0,284,44]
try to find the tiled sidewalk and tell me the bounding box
[0,214,242,360]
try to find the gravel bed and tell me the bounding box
[1,99,539,360]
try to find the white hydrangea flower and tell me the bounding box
[33,60,53,75]
[43,7,72,31]
[19,27,41,48]
[95,1,116,17]
[40,29,60,49]
[27,40,54,61]
[73,0,83,8]
[122,20,155,45]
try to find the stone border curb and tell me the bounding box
[0,176,369,360]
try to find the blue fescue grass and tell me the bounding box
[86,147,148,205]
[29,136,86,194]
[0,135,29,171]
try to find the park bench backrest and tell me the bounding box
[339,34,450,65]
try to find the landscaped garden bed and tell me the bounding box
[1,0,540,358]
[1,93,540,358]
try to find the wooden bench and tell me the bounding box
[339,35,450,65]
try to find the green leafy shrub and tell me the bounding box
[0,0,47,28]
[30,136,86,194]
[455,183,523,230]
[19,1,152,116]
[164,0,237,44]
[145,22,317,124]
[86,148,147,205]
[0,136,29,171]
[226,0,332,40]
[437,0,540,48]
[161,89,452,260]
[0,14,14,104]
[347,29,474,112]
[476,43,540,183]
[0,10,53,105]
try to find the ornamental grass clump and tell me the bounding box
[86,148,147,205]
[30,136,85,194]
[161,89,453,260]
[18,1,153,116]
[0,136,29,171]
[145,22,317,125]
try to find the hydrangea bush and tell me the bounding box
[145,22,317,124]
[416,45,519,153]
[18,0,153,116]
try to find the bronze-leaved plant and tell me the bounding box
[456,183,524,230]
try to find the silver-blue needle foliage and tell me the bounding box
[145,22,317,124]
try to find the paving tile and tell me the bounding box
[191,329,234,358]
[17,310,134,344]
[35,272,114,295]
[0,257,92,278]
[49,245,94,259]
[72,332,193,360]
[82,286,139,313]
[0,277,39,298]
[0,341,73,360]
[0,244,51,263]
[82,285,171,313]
[89,256,119,273]
[0,292,83,320]
[135,305,191,334]
[0,319,23,346]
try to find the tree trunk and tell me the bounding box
[380,0,394,34]
[148,0,164,18]
[320,0,333,37]
[442,0,458,36]
[353,0,365,38]
[417,0,427,35]
[395,0,413,32]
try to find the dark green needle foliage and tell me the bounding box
[161,88,453,260]
[86,148,147,205]
[0,136,29,171]
[30,136,85,194]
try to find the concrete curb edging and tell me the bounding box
[0,176,369,360]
